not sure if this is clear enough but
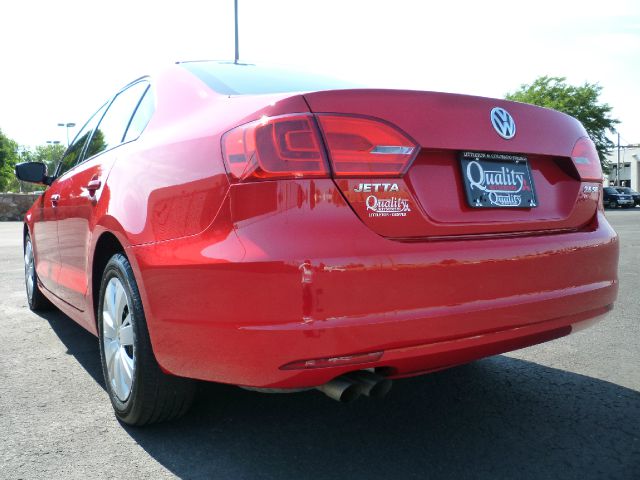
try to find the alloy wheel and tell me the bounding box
[102,277,135,402]
[24,239,35,302]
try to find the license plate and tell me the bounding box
[459,151,538,208]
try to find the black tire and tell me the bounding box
[611,199,619,208]
[98,253,196,426]
[24,233,53,311]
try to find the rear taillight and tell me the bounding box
[316,115,418,177]
[571,137,603,182]
[221,114,418,181]
[221,114,328,181]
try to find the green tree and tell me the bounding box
[505,76,618,171]
[32,143,66,176]
[14,144,67,192]
[0,132,67,192]
[0,129,20,192]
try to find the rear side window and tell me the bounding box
[123,86,154,142]
[85,81,149,160]
[57,103,107,176]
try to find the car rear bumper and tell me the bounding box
[129,181,619,388]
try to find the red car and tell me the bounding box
[16,61,618,425]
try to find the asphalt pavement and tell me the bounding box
[1,211,638,479]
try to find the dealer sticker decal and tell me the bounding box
[365,195,411,217]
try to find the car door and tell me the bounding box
[33,113,105,298]
[55,81,150,311]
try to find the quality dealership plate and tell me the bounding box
[459,151,538,208]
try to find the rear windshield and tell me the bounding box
[604,187,619,194]
[179,61,359,95]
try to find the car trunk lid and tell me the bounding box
[304,89,598,238]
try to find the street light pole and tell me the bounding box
[16,146,27,193]
[617,131,621,186]
[234,0,239,64]
[57,122,76,146]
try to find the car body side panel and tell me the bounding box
[105,65,311,246]
[22,65,310,336]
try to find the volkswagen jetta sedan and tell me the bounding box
[16,61,619,425]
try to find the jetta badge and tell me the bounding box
[490,107,516,140]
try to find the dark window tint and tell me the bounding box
[604,187,618,194]
[57,103,107,176]
[86,81,149,159]
[123,86,154,142]
[180,61,359,95]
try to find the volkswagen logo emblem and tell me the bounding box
[490,107,516,140]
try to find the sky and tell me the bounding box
[1,0,638,148]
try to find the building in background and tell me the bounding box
[606,144,640,191]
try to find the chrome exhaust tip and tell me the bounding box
[316,370,392,402]
[345,370,392,398]
[315,376,364,403]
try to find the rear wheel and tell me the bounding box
[24,234,52,311]
[98,253,195,425]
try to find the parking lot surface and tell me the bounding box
[1,211,639,479]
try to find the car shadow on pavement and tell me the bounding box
[40,310,639,480]
[36,309,105,388]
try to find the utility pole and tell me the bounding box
[234,0,239,64]
[616,131,620,185]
